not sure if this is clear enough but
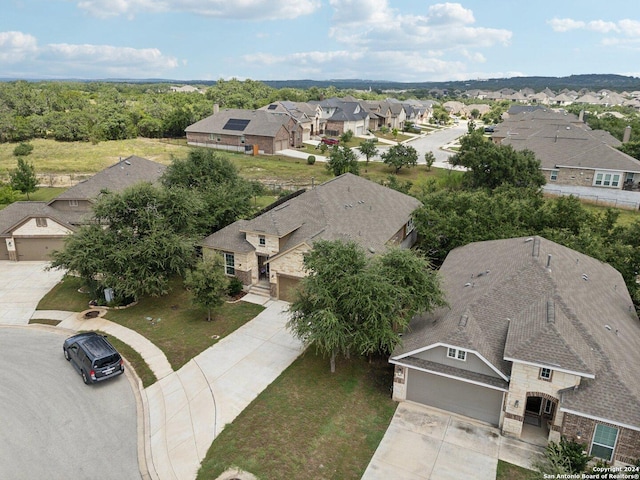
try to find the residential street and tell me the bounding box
[409,121,468,164]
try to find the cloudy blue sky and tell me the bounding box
[1,0,639,82]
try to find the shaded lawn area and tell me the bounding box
[38,276,264,371]
[103,279,264,370]
[496,460,536,479]
[197,353,397,480]
[0,187,67,211]
[37,275,92,312]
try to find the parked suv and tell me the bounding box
[63,332,124,385]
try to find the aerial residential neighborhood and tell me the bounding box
[3,1,640,480]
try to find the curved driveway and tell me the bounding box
[0,327,140,480]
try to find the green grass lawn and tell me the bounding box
[37,276,264,371]
[197,353,396,480]
[103,278,264,370]
[496,460,536,479]
[0,137,189,174]
[583,202,640,226]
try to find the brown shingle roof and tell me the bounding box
[53,156,166,202]
[185,109,292,137]
[0,202,80,236]
[202,173,421,257]
[393,236,640,428]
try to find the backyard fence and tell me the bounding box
[545,188,640,210]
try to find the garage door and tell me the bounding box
[356,125,364,135]
[277,275,301,302]
[0,241,9,260]
[15,238,65,261]
[275,140,287,152]
[406,369,503,426]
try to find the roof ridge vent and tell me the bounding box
[547,300,555,324]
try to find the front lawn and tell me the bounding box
[103,278,264,370]
[197,353,396,480]
[100,332,158,388]
[496,460,535,479]
[38,276,264,371]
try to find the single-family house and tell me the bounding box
[185,107,304,154]
[0,156,166,261]
[259,101,317,140]
[311,98,370,137]
[391,236,640,465]
[201,173,420,302]
[493,109,640,190]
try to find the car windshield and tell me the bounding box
[94,354,120,368]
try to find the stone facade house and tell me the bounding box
[201,173,421,302]
[391,236,640,465]
[185,108,304,154]
[493,109,640,190]
[311,98,370,137]
[0,156,165,261]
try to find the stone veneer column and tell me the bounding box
[392,365,407,401]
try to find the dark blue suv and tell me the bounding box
[63,332,124,385]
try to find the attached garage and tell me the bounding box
[277,274,301,302]
[406,369,504,426]
[275,139,288,152]
[0,241,9,260]
[15,237,65,261]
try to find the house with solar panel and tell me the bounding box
[185,106,305,155]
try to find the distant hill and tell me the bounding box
[260,74,640,93]
[2,74,639,92]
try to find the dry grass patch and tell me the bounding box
[496,460,536,479]
[197,354,396,480]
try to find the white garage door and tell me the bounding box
[406,369,504,426]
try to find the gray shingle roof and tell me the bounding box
[202,173,421,256]
[496,110,640,173]
[53,156,166,201]
[393,236,640,428]
[185,109,293,137]
[0,202,80,236]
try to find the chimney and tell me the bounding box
[213,103,219,114]
[623,125,632,144]
[578,110,584,122]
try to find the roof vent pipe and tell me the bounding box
[546,254,552,268]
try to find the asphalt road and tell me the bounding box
[410,121,469,163]
[0,327,141,480]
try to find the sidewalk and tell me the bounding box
[46,296,304,480]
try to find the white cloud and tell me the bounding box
[0,31,38,62]
[547,18,586,32]
[618,19,640,37]
[587,20,619,34]
[42,44,178,75]
[76,0,321,20]
[425,2,474,26]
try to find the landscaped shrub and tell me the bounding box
[13,142,34,156]
[307,155,316,165]
[227,276,244,297]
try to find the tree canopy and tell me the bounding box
[184,254,229,321]
[450,130,546,190]
[287,240,445,372]
[161,148,257,236]
[50,183,197,303]
[381,144,418,173]
[10,158,38,199]
[326,145,360,176]
[358,139,379,165]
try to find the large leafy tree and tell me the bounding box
[161,149,256,236]
[450,130,546,190]
[357,139,379,167]
[50,183,197,303]
[381,144,418,173]
[10,158,38,199]
[184,254,229,322]
[326,145,360,176]
[287,240,445,372]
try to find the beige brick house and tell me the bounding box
[0,156,165,261]
[391,236,640,465]
[201,173,421,302]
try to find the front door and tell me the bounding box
[258,256,269,281]
[524,396,542,426]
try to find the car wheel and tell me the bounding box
[63,348,70,361]
[81,370,90,385]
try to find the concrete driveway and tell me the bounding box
[0,261,65,325]
[362,402,544,480]
[0,327,141,480]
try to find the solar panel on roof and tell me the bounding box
[223,118,250,131]
[267,104,278,110]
